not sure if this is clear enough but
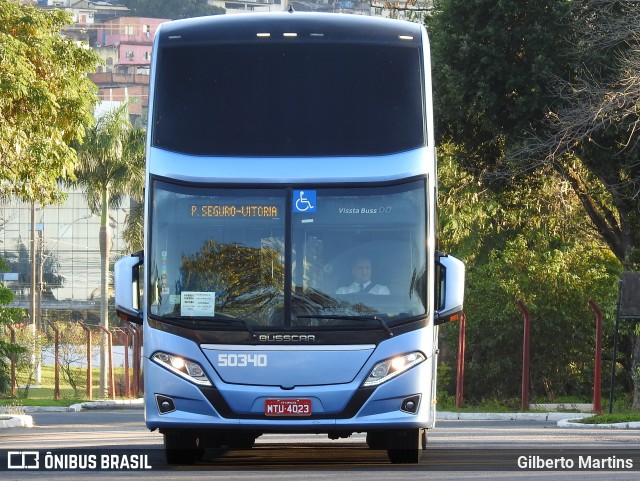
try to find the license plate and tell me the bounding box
[264,398,312,416]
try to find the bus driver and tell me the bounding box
[336,257,390,295]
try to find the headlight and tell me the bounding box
[152,351,212,386]
[363,352,426,387]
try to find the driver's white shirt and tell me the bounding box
[336,281,390,295]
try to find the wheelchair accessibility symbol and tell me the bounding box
[293,190,316,213]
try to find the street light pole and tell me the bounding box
[29,202,40,383]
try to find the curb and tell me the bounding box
[437,411,593,422]
[0,414,33,429]
[0,399,144,428]
[70,399,144,411]
[438,411,640,428]
[1,405,638,429]
[558,418,640,429]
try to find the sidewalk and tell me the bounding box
[2,401,638,429]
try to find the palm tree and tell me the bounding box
[72,103,145,397]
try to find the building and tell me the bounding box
[369,0,433,21]
[90,16,169,126]
[93,16,167,73]
[36,1,131,43]
[0,190,132,321]
[208,0,283,13]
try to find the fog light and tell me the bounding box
[156,394,176,414]
[401,394,421,414]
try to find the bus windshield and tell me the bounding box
[152,42,425,156]
[149,179,427,329]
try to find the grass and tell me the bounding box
[437,397,522,412]
[576,413,640,424]
[2,364,140,406]
[0,397,88,407]
[438,395,640,422]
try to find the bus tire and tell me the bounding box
[386,428,423,464]
[366,431,388,449]
[164,430,205,465]
[225,432,257,449]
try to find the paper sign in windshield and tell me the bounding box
[180,291,215,317]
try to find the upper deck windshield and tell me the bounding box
[149,179,427,330]
[152,42,425,156]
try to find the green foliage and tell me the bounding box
[42,322,98,398]
[122,199,144,253]
[0,0,99,204]
[426,0,571,167]
[72,103,146,216]
[428,0,640,405]
[0,259,27,395]
[578,413,640,424]
[72,103,146,256]
[437,150,621,402]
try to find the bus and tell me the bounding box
[114,12,465,465]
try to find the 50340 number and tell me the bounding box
[217,353,268,367]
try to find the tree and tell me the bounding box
[0,259,27,395]
[507,0,640,407]
[0,0,98,205]
[437,148,620,403]
[519,0,640,409]
[71,103,145,397]
[123,0,224,19]
[122,198,144,253]
[428,0,640,407]
[426,0,572,170]
[513,0,640,269]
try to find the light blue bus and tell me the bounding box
[114,12,465,465]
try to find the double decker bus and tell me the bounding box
[114,12,465,464]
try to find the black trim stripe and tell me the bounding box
[198,385,376,420]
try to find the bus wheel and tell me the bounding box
[365,431,387,449]
[225,432,257,449]
[386,428,423,464]
[164,430,205,465]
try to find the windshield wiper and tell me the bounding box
[167,314,257,338]
[296,314,393,338]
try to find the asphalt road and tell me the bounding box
[1,410,639,480]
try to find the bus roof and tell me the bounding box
[156,12,423,47]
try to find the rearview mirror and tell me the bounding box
[114,251,144,325]
[434,253,465,325]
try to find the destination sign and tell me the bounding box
[190,205,279,218]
